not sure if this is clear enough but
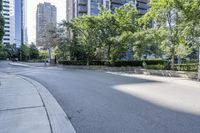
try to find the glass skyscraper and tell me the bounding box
[15,0,27,46]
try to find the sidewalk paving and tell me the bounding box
[0,72,76,133]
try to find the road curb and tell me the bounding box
[8,62,30,67]
[20,76,76,133]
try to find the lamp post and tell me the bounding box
[198,46,200,81]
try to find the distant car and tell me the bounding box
[12,58,18,62]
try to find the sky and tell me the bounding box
[27,0,66,44]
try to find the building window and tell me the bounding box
[3,5,10,8]
[3,38,10,41]
[3,9,9,12]
[3,1,10,4]
[4,18,10,20]
[3,13,9,16]
[4,34,10,37]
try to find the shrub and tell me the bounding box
[146,64,166,70]
[58,60,168,67]
[174,64,198,71]
[58,60,87,65]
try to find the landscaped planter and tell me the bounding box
[58,64,198,80]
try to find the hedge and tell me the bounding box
[58,60,168,67]
[174,64,198,71]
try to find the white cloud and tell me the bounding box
[27,0,66,44]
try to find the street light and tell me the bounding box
[198,46,200,81]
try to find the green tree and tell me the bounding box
[39,50,48,60]
[20,44,30,61]
[140,0,193,69]
[0,44,7,59]
[97,3,139,61]
[71,16,100,65]
[56,21,82,60]
[174,0,200,61]
[5,44,18,59]
[29,44,39,59]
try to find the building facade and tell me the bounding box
[36,2,57,48]
[110,0,149,15]
[72,0,149,17]
[66,0,74,21]
[74,0,104,17]
[15,0,27,47]
[2,0,15,45]
[21,0,27,44]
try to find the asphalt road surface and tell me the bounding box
[0,61,200,133]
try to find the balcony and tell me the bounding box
[78,0,87,5]
[111,0,125,5]
[78,6,87,13]
[136,2,149,10]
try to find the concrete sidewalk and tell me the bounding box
[0,72,76,133]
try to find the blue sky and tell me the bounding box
[15,0,21,46]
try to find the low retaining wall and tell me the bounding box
[143,69,197,79]
[58,65,198,79]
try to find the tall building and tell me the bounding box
[73,0,149,17]
[36,2,57,48]
[74,0,104,17]
[66,0,74,21]
[21,0,27,44]
[15,0,27,46]
[2,0,15,45]
[110,0,149,15]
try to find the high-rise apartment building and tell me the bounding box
[74,0,104,17]
[2,0,15,45]
[72,0,149,17]
[107,0,150,15]
[66,0,74,21]
[36,2,57,48]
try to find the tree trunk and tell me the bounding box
[86,56,89,66]
[177,55,181,70]
[171,48,175,70]
[107,44,111,61]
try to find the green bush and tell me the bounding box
[146,64,166,70]
[108,60,143,67]
[58,60,168,67]
[59,60,87,65]
[174,64,198,71]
